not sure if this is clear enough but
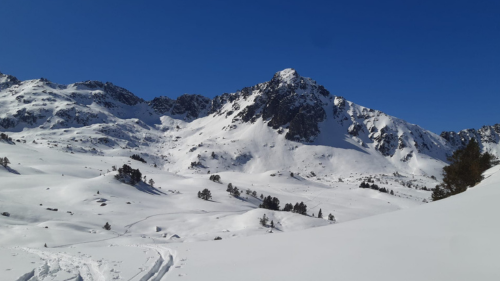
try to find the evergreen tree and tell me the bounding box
[1,157,9,168]
[260,194,264,199]
[432,139,495,201]
[103,222,111,230]
[115,164,142,185]
[259,196,280,211]
[328,213,336,222]
[227,183,233,193]
[259,214,269,226]
[283,203,293,212]
[270,220,274,228]
[232,187,240,197]
[209,174,221,183]
[199,188,212,200]
[318,208,323,219]
[148,179,155,187]
[293,202,307,215]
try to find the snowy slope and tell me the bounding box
[166,165,500,281]
[1,140,498,280]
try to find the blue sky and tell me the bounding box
[1,0,499,134]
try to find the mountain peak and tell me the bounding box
[273,68,300,84]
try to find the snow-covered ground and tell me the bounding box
[1,140,499,280]
[167,165,500,280]
[1,69,497,280]
[0,135,438,280]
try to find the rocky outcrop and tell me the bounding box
[149,94,210,121]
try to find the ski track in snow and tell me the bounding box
[14,247,105,281]
[13,244,175,281]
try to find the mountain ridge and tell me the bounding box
[0,69,498,177]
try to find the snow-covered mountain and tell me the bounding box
[1,68,497,178]
[1,69,499,280]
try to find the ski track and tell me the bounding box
[13,244,175,281]
[142,245,174,281]
[14,247,106,281]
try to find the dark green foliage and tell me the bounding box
[390,190,394,195]
[328,213,335,222]
[148,179,155,187]
[318,208,323,219]
[270,220,274,228]
[0,133,12,142]
[260,196,280,211]
[103,222,111,230]
[432,139,496,201]
[130,154,147,163]
[199,188,212,200]
[227,184,240,197]
[282,203,293,212]
[209,174,221,183]
[1,157,10,168]
[232,187,240,197]
[260,194,264,199]
[359,182,368,188]
[115,164,142,185]
[251,191,257,197]
[293,202,307,215]
[259,214,269,226]
[214,236,222,240]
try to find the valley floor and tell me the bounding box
[1,141,488,280]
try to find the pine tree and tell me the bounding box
[199,188,212,200]
[148,178,155,187]
[103,222,111,230]
[227,183,233,193]
[328,213,335,222]
[432,139,495,201]
[259,214,269,226]
[1,157,9,168]
[318,209,323,219]
[270,220,274,228]
[232,187,240,197]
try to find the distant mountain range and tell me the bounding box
[1,69,498,177]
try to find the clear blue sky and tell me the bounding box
[1,0,499,134]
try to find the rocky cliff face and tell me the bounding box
[441,124,500,153]
[149,94,211,121]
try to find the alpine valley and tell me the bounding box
[1,69,499,280]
